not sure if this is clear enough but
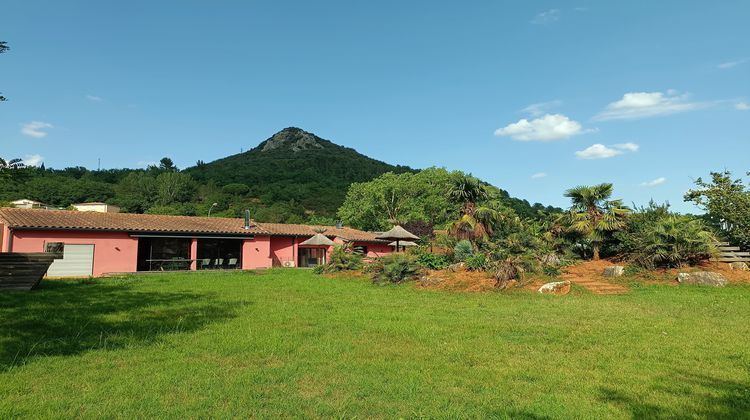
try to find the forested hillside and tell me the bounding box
[0,127,557,224]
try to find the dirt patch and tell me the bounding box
[560,260,629,295]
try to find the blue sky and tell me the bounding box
[1,1,748,212]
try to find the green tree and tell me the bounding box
[447,175,504,243]
[155,172,195,205]
[159,157,177,172]
[337,168,460,231]
[222,183,250,196]
[685,170,750,248]
[113,172,158,213]
[564,183,629,260]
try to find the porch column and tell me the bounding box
[190,238,198,270]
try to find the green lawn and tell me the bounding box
[1,270,749,418]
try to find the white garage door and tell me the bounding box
[47,244,94,277]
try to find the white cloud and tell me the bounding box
[735,102,750,111]
[86,94,103,102]
[575,144,623,160]
[494,114,589,141]
[612,142,639,152]
[522,100,562,117]
[641,177,666,187]
[531,172,547,179]
[575,143,639,160]
[718,58,748,69]
[20,121,53,138]
[531,9,560,24]
[594,91,710,121]
[22,154,44,167]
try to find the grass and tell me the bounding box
[1,269,749,418]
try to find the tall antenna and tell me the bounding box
[97,158,101,171]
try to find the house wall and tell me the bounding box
[353,241,393,258]
[242,235,272,269]
[0,223,8,252]
[270,236,297,267]
[9,229,138,276]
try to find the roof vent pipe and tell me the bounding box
[244,210,251,230]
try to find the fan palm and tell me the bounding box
[447,176,499,242]
[564,183,629,260]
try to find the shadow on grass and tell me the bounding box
[0,279,240,370]
[599,369,750,418]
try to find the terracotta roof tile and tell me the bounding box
[0,208,386,242]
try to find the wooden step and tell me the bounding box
[717,246,741,251]
[719,252,750,257]
[712,258,750,262]
[715,242,730,246]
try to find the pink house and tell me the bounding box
[0,208,393,277]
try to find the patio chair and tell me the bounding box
[200,258,211,270]
[215,258,224,268]
[227,258,238,269]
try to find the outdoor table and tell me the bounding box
[145,259,195,271]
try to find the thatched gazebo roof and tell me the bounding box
[375,225,420,241]
[299,233,335,246]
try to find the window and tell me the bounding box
[353,245,368,255]
[45,242,65,253]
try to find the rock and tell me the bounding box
[603,266,625,277]
[538,281,571,295]
[729,262,749,271]
[447,262,466,272]
[677,272,727,287]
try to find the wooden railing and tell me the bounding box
[0,252,63,291]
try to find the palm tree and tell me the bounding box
[448,176,503,242]
[564,183,629,260]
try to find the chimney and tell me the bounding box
[244,210,251,230]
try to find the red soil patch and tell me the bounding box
[560,260,629,295]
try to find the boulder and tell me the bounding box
[447,262,466,272]
[603,266,625,277]
[538,281,571,295]
[677,272,727,287]
[729,262,749,271]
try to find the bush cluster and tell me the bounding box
[415,252,452,270]
[615,204,716,268]
[313,244,363,274]
[370,254,423,285]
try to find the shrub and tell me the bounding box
[371,254,423,285]
[314,244,363,273]
[542,265,561,276]
[415,253,452,270]
[464,253,488,271]
[453,240,473,262]
[616,206,717,268]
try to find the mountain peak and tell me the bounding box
[260,127,325,153]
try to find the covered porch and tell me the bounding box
[135,236,246,272]
[296,233,335,268]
